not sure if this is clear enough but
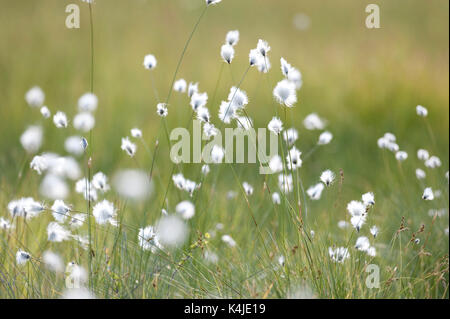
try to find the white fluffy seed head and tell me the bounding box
[40,106,51,118]
[273,80,297,107]
[113,169,152,201]
[78,93,98,112]
[143,54,157,70]
[416,105,428,117]
[121,137,137,157]
[220,44,235,64]
[174,79,187,93]
[268,117,283,135]
[320,170,335,186]
[226,30,239,46]
[53,111,68,128]
[318,131,333,145]
[20,125,43,154]
[156,215,189,248]
[25,86,45,108]
[176,201,195,220]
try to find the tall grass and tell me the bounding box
[0,0,448,299]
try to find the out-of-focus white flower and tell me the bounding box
[278,255,285,267]
[203,123,218,139]
[416,168,426,180]
[286,146,302,170]
[268,117,283,134]
[78,93,98,112]
[320,170,335,186]
[174,79,187,93]
[30,155,48,175]
[113,169,152,200]
[367,246,376,257]
[362,192,375,207]
[47,222,71,242]
[43,251,64,272]
[303,113,326,130]
[53,111,68,128]
[131,128,142,138]
[156,215,189,248]
[51,199,71,222]
[222,234,236,247]
[190,92,208,111]
[307,183,324,200]
[201,164,210,176]
[395,151,408,161]
[226,30,239,46]
[416,105,428,117]
[65,262,87,287]
[272,192,281,205]
[73,112,95,132]
[16,250,31,265]
[40,106,51,118]
[273,79,297,107]
[210,145,225,163]
[355,236,370,252]
[176,200,195,220]
[220,44,235,64]
[283,128,298,146]
[62,288,95,299]
[143,54,157,70]
[425,156,441,168]
[156,103,168,117]
[370,225,379,238]
[204,250,219,264]
[0,217,13,230]
[243,182,253,196]
[64,136,84,156]
[40,174,69,200]
[338,220,350,229]
[417,149,429,161]
[278,174,293,193]
[25,86,45,108]
[328,247,349,263]
[138,225,162,252]
[269,155,283,173]
[422,187,434,201]
[75,178,98,201]
[121,137,137,157]
[20,125,43,153]
[318,131,333,145]
[293,13,311,31]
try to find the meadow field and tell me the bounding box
[0,0,448,299]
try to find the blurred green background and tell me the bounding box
[0,0,448,195]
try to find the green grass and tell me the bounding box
[0,0,448,298]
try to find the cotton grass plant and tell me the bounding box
[0,0,448,299]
